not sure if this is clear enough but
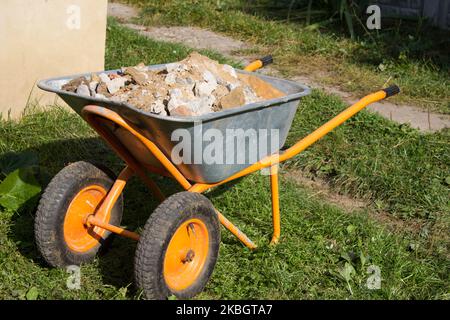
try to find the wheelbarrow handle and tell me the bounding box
[244,55,273,72]
[278,84,401,162]
[189,84,402,192]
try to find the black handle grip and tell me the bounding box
[382,85,400,98]
[260,55,273,66]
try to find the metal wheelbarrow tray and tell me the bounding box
[38,64,311,183]
[35,57,400,300]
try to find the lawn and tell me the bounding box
[0,19,448,300]
[119,0,450,114]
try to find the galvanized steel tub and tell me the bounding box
[38,64,311,183]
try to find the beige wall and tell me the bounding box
[0,0,108,118]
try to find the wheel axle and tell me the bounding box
[182,249,195,263]
[85,214,140,241]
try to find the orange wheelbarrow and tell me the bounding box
[36,57,399,299]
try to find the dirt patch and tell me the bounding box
[283,169,425,235]
[283,170,366,213]
[125,24,251,59]
[107,2,139,22]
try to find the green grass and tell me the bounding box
[0,18,448,300]
[285,90,450,220]
[0,107,448,299]
[120,0,450,114]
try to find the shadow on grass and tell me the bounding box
[237,2,450,69]
[2,137,248,296]
[0,138,163,295]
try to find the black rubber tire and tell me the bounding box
[34,161,123,267]
[135,192,220,300]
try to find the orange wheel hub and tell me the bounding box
[63,185,109,252]
[163,219,209,291]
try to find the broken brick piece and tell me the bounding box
[62,77,88,92]
[219,87,246,109]
[238,73,285,100]
[170,105,197,117]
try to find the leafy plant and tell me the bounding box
[338,262,356,294]
[0,167,42,212]
[0,152,43,212]
[26,287,39,300]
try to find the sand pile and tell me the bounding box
[61,52,285,116]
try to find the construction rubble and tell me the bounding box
[61,52,285,116]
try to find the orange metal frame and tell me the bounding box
[79,59,391,249]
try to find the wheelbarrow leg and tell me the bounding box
[215,209,257,249]
[270,164,280,244]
